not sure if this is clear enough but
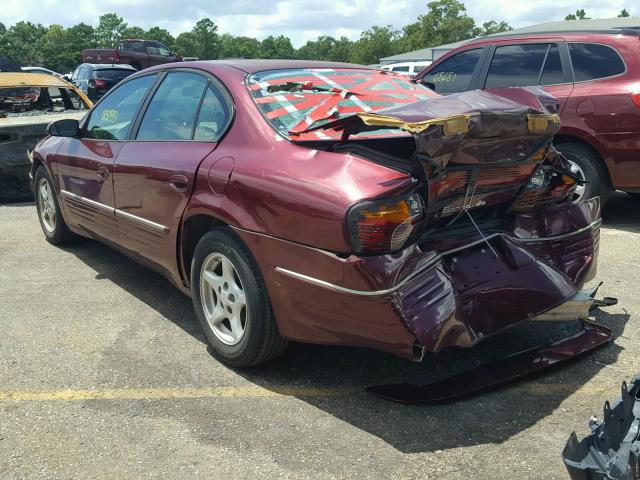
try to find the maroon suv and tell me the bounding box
[415,29,640,203]
[31,60,601,370]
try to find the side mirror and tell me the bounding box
[48,119,80,137]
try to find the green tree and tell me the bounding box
[145,27,175,48]
[174,31,198,57]
[349,26,401,64]
[192,18,219,59]
[0,22,6,36]
[219,34,260,58]
[565,9,589,20]
[296,35,353,61]
[64,23,96,70]
[122,25,146,39]
[619,9,630,17]
[39,24,72,71]
[2,21,47,66]
[475,20,511,36]
[95,13,127,47]
[400,0,477,51]
[259,35,294,59]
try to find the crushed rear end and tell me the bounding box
[245,70,611,399]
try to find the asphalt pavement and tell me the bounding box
[1,193,638,479]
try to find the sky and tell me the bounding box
[1,0,637,47]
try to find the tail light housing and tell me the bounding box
[510,166,578,212]
[94,79,107,88]
[347,192,426,255]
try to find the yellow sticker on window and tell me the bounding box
[432,72,456,83]
[100,109,118,123]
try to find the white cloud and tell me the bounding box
[1,0,637,47]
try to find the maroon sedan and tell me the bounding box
[31,60,601,369]
[415,29,640,204]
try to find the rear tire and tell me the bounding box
[34,166,76,245]
[555,142,611,205]
[191,228,288,367]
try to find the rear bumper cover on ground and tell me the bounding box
[234,197,601,360]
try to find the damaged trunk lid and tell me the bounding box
[319,87,571,226]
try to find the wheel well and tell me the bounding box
[181,214,225,283]
[553,135,612,188]
[31,157,43,178]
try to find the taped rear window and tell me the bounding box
[246,68,436,140]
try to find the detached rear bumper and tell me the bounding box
[234,198,601,360]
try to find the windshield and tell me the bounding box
[246,68,436,140]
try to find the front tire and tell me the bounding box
[191,228,288,367]
[556,142,611,205]
[34,166,76,245]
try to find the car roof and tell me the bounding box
[195,59,375,74]
[464,28,640,47]
[0,72,75,88]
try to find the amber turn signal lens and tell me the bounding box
[347,194,425,254]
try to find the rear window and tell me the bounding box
[569,43,625,81]
[94,69,134,81]
[247,68,436,140]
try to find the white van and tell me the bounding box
[379,61,432,75]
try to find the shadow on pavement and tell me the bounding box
[60,192,638,453]
[61,239,206,345]
[602,192,640,233]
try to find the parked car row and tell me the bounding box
[414,28,640,203]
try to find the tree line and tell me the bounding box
[0,0,511,73]
[0,1,633,74]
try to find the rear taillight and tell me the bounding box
[94,79,107,88]
[631,92,640,108]
[510,166,578,212]
[347,193,425,254]
[114,50,120,62]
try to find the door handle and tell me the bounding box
[169,174,189,191]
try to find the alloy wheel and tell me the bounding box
[199,252,248,346]
[567,159,587,203]
[37,178,56,233]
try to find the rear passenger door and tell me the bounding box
[112,70,233,275]
[481,42,574,113]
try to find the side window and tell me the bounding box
[85,74,156,141]
[392,66,410,72]
[137,71,208,141]
[422,49,482,94]
[540,44,564,85]
[71,67,79,81]
[124,41,145,52]
[194,84,231,142]
[569,43,625,82]
[485,44,550,88]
